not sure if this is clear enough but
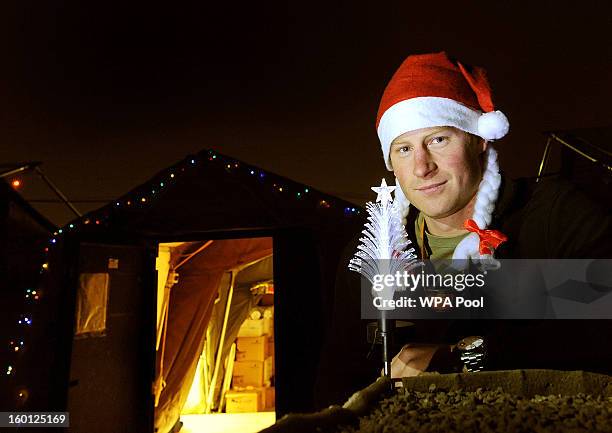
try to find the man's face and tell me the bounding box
[390,126,486,219]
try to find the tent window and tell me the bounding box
[74,272,109,338]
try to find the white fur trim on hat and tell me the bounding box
[378,97,509,170]
[451,145,502,266]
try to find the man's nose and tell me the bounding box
[413,148,437,178]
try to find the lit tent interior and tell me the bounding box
[41,149,363,433]
[154,238,275,433]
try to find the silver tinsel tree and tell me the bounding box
[348,178,418,376]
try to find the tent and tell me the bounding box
[0,178,56,410]
[537,127,612,210]
[40,149,364,433]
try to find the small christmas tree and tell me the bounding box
[348,179,418,377]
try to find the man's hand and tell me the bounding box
[389,343,459,379]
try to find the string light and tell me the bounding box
[17,315,32,326]
[47,150,362,248]
[6,205,53,406]
[11,179,21,188]
[10,340,25,353]
[25,288,40,301]
[15,388,29,406]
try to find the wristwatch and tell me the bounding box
[455,336,487,372]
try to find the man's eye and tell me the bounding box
[398,146,412,154]
[429,136,447,146]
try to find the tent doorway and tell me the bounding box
[154,237,275,433]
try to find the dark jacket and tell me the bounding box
[314,175,612,408]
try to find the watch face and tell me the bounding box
[458,336,483,351]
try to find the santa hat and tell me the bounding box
[376,52,509,264]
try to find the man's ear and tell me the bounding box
[474,135,488,154]
[481,138,488,153]
[468,132,487,154]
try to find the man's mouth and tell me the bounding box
[415,180,447,194]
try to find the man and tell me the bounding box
[315,52,611,406]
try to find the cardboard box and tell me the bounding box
[267,340,274,358]
[263,317,274,336]
[236,336,268,361]
[230,386,266,408]
[225,389,263,413]
[237,319,265,337]
[233,361,263,387]
[264,387,275,409]
[264,356,274,384]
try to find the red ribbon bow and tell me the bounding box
[464,219,508,255]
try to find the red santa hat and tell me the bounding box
[376,51,509,170]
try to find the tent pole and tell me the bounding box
[550,133,612,172]
[218,343,237,413]
[536,136,553,182]
[175,240,214,270]
[34,166,82,217]
[202,330,210,405]
[205,270,236,413]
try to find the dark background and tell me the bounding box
[1,1,611,226]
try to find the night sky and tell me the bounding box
[2,1,612,226]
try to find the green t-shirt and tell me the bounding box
[414,212,469,260]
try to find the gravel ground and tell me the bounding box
[334,385,612,433]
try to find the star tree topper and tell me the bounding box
[371,178,396,206]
